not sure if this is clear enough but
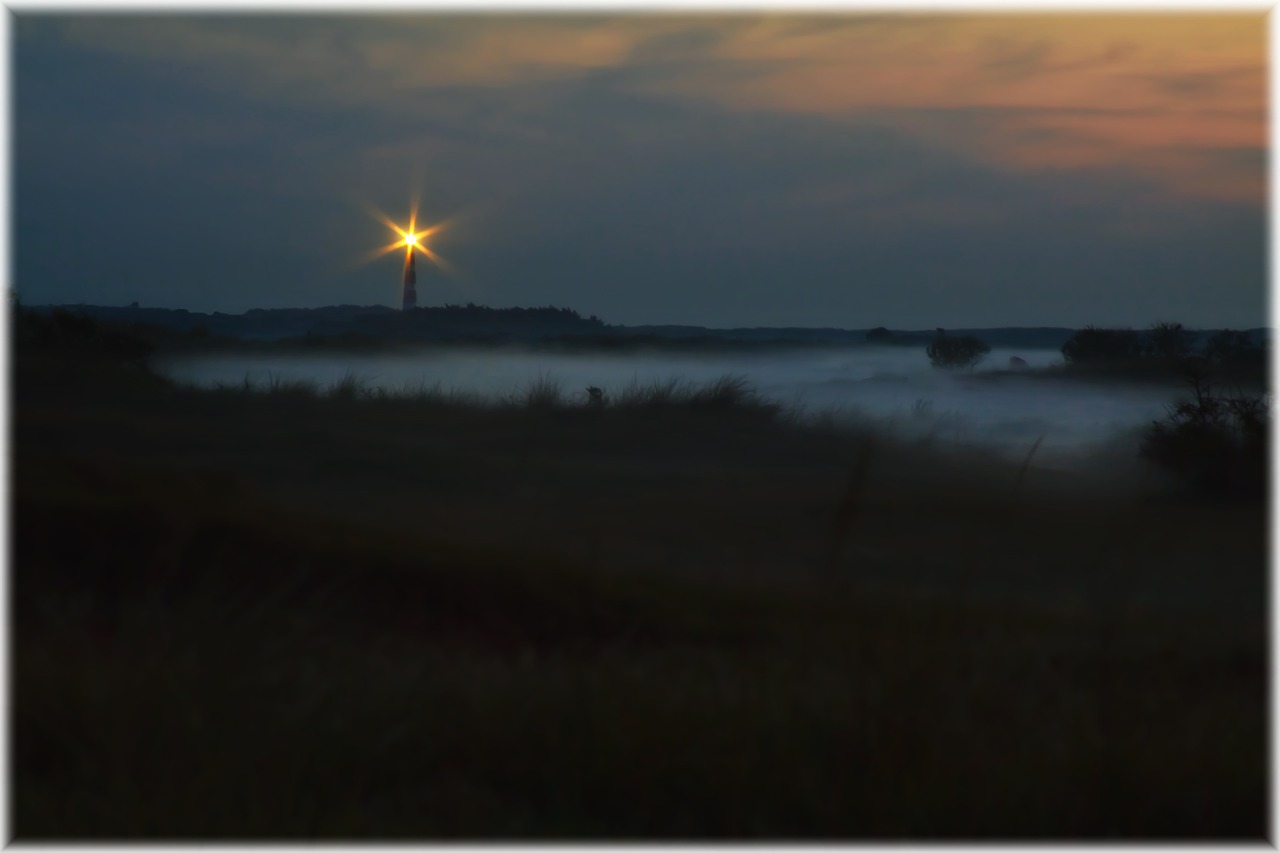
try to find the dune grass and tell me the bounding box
[198,369,783,422]
[13,469,1265,839]
[10,331,1267,840]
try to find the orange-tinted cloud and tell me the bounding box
[650,14,1265,204]
[57,14,1265,205]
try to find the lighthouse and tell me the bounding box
[402,246,417,311]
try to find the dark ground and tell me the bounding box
[10,319,1268,840]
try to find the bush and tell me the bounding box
[16,308,156,367]
[1061,326,1143,366]
[1061,323,1267,384]
[1204,329,1253,362]
[1204,329,1266,377]
[865,326,893,343]
[1140,374,1268,503]
[926,330,990,370]
[1143,322,1193,361]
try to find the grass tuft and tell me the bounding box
[517,373,564,409]
[329,372,367,401]
[1015,434,1046,492]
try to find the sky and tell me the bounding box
[12,12,1268,329]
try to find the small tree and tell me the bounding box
[926,330,990,370]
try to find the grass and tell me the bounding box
[14,476,1264,838]
[1015,434,1046,493]
[10,326,1267,840]
[198,369,782,424]
[514,372,565,409]
[824,437,877,574]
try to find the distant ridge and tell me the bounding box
[615,324,1084,349]
[26,303,1267,351]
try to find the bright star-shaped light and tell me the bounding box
[360,192,461,281]
[373,211,442,262]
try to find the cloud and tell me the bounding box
[13,14,1264,327]
[1141,66,1257,97]
[45,13,1264,209]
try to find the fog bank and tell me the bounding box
[159,345,1179,461]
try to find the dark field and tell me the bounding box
[11,329,1267,839]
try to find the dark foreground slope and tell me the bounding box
[11,319,1266,840]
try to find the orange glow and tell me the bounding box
[79,15,1265,206]
[361,203,458,283]
[647,14,1266,204]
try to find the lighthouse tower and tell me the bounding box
[402,247,417,311]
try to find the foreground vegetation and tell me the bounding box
[12,309,1267,839]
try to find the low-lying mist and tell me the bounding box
[157,345,1180,463]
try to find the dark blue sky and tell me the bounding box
[13,14,1267,328]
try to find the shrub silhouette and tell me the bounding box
[1205,329,1254,363]
[1143,322,1194,362]
[1061,326,1143,365]
[1061,323,1267,385]
[1140,372,1268,503]
[926,330,990,369]
[18,307,155,367]
[1203,329,1265,379]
